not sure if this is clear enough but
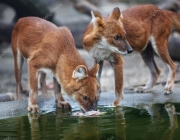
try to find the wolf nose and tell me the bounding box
[89,106,94,111]
[127,48,133,54]
[89,105,97,111]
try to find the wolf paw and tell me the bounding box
[113,99,122,106]
[136,86,151,93]
[113,92,124,106]
[27,104,39,113]
[164,83,174,95]
[57,101,72,109]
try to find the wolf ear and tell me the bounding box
[91,11,104,27]
[72,65,88,81]
[89,64,99,77]
[108,7,123,21]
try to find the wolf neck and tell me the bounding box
[89,41,114,62]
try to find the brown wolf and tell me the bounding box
[11,17,100,112]
[83,5,180,105]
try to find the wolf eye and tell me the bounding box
[74,88,79,91]
[114,35,120,41]
[83,95,88,101]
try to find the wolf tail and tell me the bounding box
[165,10,180,31]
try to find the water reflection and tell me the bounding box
[28,113,40,140]
[144,104,163,140]
[161,104,178,140]
[135,103,179,140]
[27,108,126,140]
[0,104,180,140]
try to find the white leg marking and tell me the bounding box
[165,65,174,94]
[150,36,159,56]
[167,65,172,80]
[28,92,39,112]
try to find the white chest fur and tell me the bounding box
[89,38,116,62]
[89,45,113,62]
[89,38,127,62]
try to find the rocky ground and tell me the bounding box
[0,44,179,97]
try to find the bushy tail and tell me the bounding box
[165,10,180,31]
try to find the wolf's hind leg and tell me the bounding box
[136,42,161,93]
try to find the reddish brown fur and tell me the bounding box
[11,17,100,112]
[122,5,170,51]
[83,15,128,52]
[83,5,180,105]
[83,10,131,106]
[122,5,179,93]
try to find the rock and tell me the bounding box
[1,85,180,119]
[0,92,14,102]
[168,32,180,62]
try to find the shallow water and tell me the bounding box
[0,103,180,140]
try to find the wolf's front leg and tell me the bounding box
[53,77,71,109]
[97,60,104,83]
[110,54,124,106]
[96,60,104,96]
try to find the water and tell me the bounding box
[0,103,180,140]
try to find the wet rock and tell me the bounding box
[168,32,180,62]
[0,92,14,102]
[1,84,180,120]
